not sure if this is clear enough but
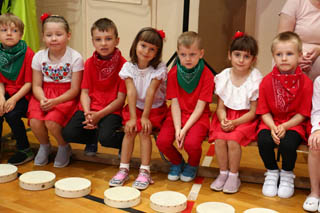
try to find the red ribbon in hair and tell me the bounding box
[40,13,51,23]
[233,31,244,40]
[157,30,166,39]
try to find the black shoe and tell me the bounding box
[84,143,97,156]
[8,148,34,165]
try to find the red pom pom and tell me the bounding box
[233,31,244,40]
[40,13,51,23]
[157,30,166,39]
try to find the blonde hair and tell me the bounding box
[42,15,70,33]
[271,31,302,53]
[177,31,202,50]
[0,13,24,34]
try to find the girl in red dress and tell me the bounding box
[109,27,167,190]
[28,14,83,168]
[209,32,263,194]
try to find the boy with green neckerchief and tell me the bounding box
[156,31,215,182]
[0,13,34,165]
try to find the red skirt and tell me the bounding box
[209,108,258,146]
[28,82,79,127]
[122,104,167,132]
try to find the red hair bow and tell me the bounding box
[233,31,244,40]
[40,13,51,23]
[157,30,166,39]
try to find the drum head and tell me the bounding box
[0,164,18,183]
[55,177,91,198]
[104,186,141,208]
[19,170,56,191]
[150,191,187,213]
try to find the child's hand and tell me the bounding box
[271,126,280,145]
[82,112,97,129]
[177,128,187,149]
[89,111,102,126]
[4,97,17,113]
[308,130,320,150]
[40,98,57,111]
[125,118,137,135]
[276,124,286,139]
[141,117,152,135]
[175,128,183,149]
[221,119,234,132]
[305,47,320,63]
[299,56,313,72]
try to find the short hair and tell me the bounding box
[177,31,202,49]
[0,13,24,34]
[129,27,163,69]
[271,31,302,53]
[230,34,258,57]
[42,15,70,33]
[90,18,118,38]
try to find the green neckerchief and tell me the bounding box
[177,58,204,94]
[0,40,27,80]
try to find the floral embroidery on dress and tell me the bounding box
[42,62,71,81]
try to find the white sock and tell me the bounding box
[220,170,229,175]
[229,172,239,177]
[140,164,150,172]
[120,163,130,170]
[268,169,279,173]
[281,169,293,174]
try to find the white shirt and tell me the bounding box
[119,62,167,109]
[311,76,320,133]
[32,47,84,83]
[214,68,263,110]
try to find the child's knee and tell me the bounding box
[45,120,61,132]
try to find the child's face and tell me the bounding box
[43,22,70,52]
[272,41,301,73]
[92,29,119,58]
[177,42,204,69]
[228,50,255,73]
[0,23,22,48]
[136,40,158,68]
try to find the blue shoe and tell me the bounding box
[180,163,198,182]
[84,143,97,156]
[168,160,185,181]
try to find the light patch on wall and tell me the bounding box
[93,0,142,5]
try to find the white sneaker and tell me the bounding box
[278,170,295,198]
[262,170,279,197]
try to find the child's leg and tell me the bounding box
[227,140,242,173]
[98,114,124,149]
[257,129,278,170]
[278,130,301,198]
[222,140,241,194]
[181,122,207,182]
[132,133,154,190]
[45,120,72,168]
[210,139,229,191]
[156,118,183,165]
[5,97,33,165]
[109,132,136,187]
[30,118,50,144]
[214,139,229,171]
[258,129,280,197]
[308,149,320,197]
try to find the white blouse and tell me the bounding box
[214,68,263,110]
[119,61,167,109]
[311,76,320,133]
[32,47,84,83]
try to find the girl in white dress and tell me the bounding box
[109,27,167,190]
[209,32,263,193]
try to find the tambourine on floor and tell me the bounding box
[150,191,187,213]
[19,170,56,191]
[104,186,140,208]
[0,164,18,183]
[55,177,91,198]
[196,202,235,213]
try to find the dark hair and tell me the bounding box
[271,31,302,53]
[129,27,163,69]
[90,18,118,37]
[42,15,70,33]
[230,34,258,57]
[0,13,24,34]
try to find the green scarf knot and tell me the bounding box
[0,40,27,81]
[177,58,204,93]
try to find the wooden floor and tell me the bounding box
[0,120,311,213]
